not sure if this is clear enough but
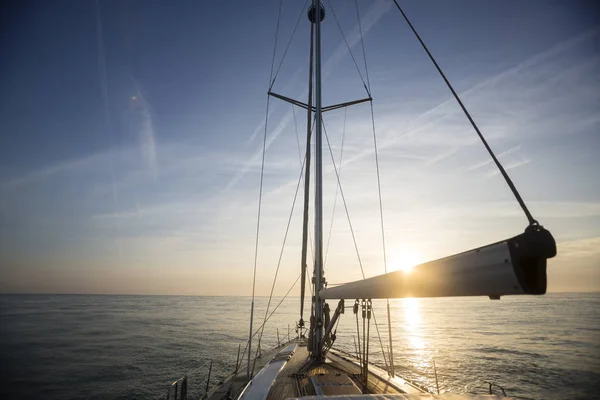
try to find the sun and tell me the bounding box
[388,247,422,273]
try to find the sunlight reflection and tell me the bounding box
[404,298,421,327]
[402,298,426,350]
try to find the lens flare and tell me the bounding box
[389,247,422,273]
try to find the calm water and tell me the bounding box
[0,293,599,399]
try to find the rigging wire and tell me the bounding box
[247,0,284,375]
[322,118,390,372]
[267,0,284,87]
[240,272,302,371]
[270,0,311,90]
[254,150,308,366]
[356,0,396,374]
[324,108,347,267]
[322,119,365,278]
[247,93,270,379]
[327,0,371,96]
[294,108,317,307]
[391,0,537,226]
[355,0,372,92]
[369,99,397,376]
[251,273,303,376]
[247,0,287,378]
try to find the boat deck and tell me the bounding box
[205,339,424,400]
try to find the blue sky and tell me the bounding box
[0,0,598,295]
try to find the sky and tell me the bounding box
[0,0,598,296]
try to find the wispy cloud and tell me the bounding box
[129,78,158,180]
[323,27,600,180]
[557,236,600,259]
[226,0,392,197]
[2,151,112,188]
[466,145,521,172]
[486,158,531,178]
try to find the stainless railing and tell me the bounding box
[155,325,297,400]
[165,376,187,400]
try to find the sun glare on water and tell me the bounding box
[389,247,422,273]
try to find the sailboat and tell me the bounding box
[163,1,557,399]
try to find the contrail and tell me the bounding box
[466,145,521,172]
[130,76,158,180]
[95,0,122,256]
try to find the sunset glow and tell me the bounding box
[389,247,423,274]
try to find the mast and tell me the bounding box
[299,20,314,333]
[309,0,325,360]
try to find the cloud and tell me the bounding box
[486,158,531,178]
[2,16,598,296]
[298,26,600,189]
[411,201,600,221]
[548,237,600,292]
[225,0,392,197]
[129,77,158,180]
[557,237,600,259]
[466,145,521,172]
[322,0,393,81]
[1,152,109,188]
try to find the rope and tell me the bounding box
[292,105,303,164]
[294,108,316,281]
[294,107,316,273]
[362,301,366,380]
[296,112,316,308]
[324,108,347,267]
[391,0,537,226]
[327,0,370,96]
[366,301,371,386]
[355,302,362,365]
[370,309,390,373]
[270,0,311,90]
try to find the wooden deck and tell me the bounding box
[205,338,425,400]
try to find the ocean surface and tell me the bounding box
[1,293,599,400]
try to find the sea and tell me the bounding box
[0,293,599,400]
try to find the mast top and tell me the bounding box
[308,4,325,23]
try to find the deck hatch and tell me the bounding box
[310,374,361,396]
